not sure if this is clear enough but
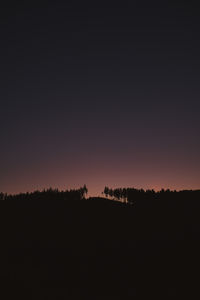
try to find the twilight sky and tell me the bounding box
[0,1,200,195]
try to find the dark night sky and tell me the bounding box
[0,1,200,195]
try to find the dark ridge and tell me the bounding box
[1,188,200,299]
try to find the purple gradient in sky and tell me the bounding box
[0,2,200,195]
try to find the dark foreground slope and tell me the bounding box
[1,196,200,299]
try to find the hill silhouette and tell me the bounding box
[1,187,200,299]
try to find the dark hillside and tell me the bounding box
[1,192,200,299]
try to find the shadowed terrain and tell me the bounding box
[1,189,200,299]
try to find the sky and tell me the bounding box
[0,1,200,195]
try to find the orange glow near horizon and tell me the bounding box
[2,170,200,196]
[1,145,200,196]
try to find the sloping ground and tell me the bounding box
[1,197,200,299]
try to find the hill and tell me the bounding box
[1,193,200,299]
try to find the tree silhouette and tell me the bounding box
[102,186,200,205]
[79,184,88,198]
[4,186,88,201]
[104,186,109,198]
